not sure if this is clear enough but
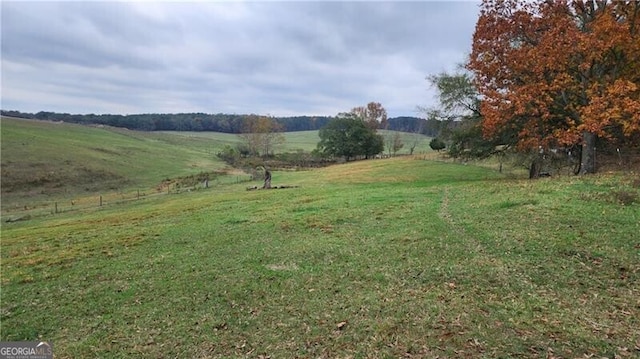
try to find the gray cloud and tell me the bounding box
[1,1,479,117]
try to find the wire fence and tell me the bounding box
[415,148,640,175]
[3,151,639,223]
[2,175,254,223]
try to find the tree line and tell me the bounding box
[0,110,332,133]
[0,110,444,136]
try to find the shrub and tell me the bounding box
[429,137,446,152]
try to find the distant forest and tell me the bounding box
[1,110,445,137]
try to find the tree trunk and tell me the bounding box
[529,159,540,179]
[263,169,272,189]
[579,132,596,175]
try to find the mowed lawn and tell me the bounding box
[1,157,639,358]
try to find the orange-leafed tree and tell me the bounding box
[351,102,389,130]
[468,0,640,174]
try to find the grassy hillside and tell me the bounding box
[0,117,233,211]
[1,157,638,358]
[165,129,434,154]
[163,130,321,152]
[1,118,433,214]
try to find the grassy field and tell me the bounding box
[163,130,321,153]
[1,118,433,217]
[0,117,234,211]
[1,153,639,358]
[162,129,434,154]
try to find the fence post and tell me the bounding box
[617,148,622,167]
[100,195,103,207]
[55,202,58,214]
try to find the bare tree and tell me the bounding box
[238,115,285,157]
[385,131,404,156]
[407,122,424,155]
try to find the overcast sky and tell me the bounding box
[1,1,480,118]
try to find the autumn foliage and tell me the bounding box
[238,115,285,157]
[351,102,389,130]
[468,0,640,172]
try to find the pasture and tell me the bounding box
[176,129,435,155]
[2,132,639,358]
[0,119,640,358]
[0,117,227,212]
[0,118,434,217]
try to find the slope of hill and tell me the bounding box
[173,129,434,154]
[0,117,228,210]
[1,156,638,357]
[1,117,435,213]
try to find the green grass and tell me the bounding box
[378,129,434,155]
[164,129,434,154]
[1,118,433,217]
[2,156,638,358]
[167,130,323,153]
[0,117,235,211]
